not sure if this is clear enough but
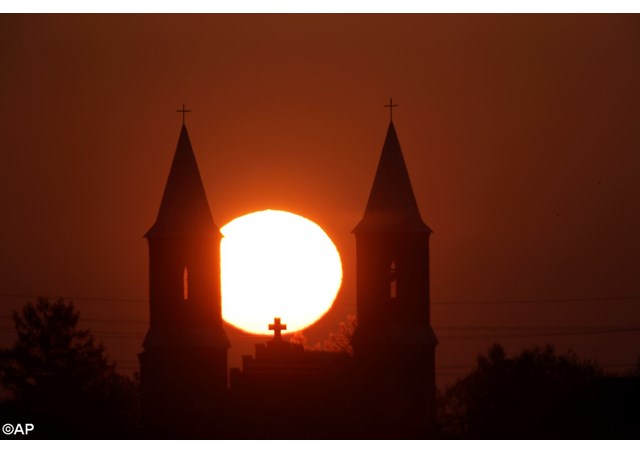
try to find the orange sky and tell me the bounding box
[1,14,639,386]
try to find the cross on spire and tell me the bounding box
[384,97,399,122]
[176,103,191,125]
[268,317,287,340]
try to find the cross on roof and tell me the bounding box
[176,103,191,125]
[268,317,287,340]
[384,97,399,122]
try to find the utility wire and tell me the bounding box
[3,326,639,341]
[3,313,640,332]
[1,292,639,306]
[438,327,640,341]
[0,294,147,303]
[433,296,640,306]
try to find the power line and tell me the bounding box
[3,326,639,341]
[0,316,147,326]
[433,296,640,306]
[3,314,639,334]
[0,294,147,304]
[438,327,640,341]
[2,292,639,306]
[435,325,640,331]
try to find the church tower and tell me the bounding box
[352,113,438,436]
[139,122,230,436]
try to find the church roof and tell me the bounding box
[353,121,431,234]
[145,124,220,238]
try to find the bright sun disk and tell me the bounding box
[221,210,342,335]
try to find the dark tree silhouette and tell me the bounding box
[290,314,357,355]
[320,314,357,355]
[0,298,138,438]
[439,343,609,439]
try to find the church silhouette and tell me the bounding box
[138,105,438,439]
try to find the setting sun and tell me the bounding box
[220,210,342,335]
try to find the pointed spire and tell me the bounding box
[353,121,431,234]
[145,124,219,238]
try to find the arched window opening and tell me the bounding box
[183,267,189,301]
[390,260,397,300]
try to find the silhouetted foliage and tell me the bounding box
[320,314,357,356]
[436,343,640,439]
[0,298,139,438]
[290,314,357,356]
